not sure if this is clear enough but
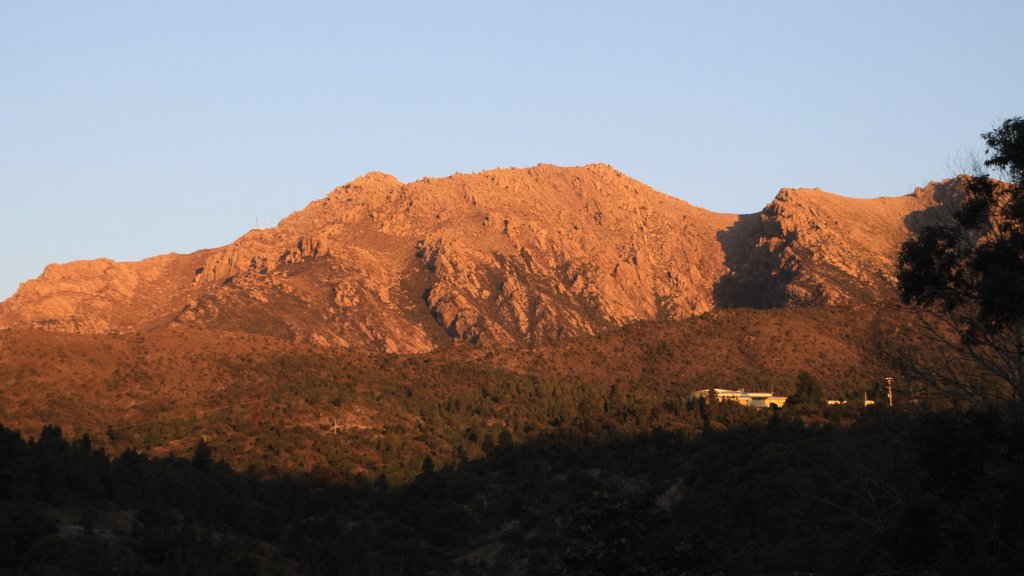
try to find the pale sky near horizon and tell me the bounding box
[2,1,1022,300]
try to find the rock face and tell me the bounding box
[714,179,962,308]
[0,165,962,351]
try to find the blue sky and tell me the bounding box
[2,1,1022,299]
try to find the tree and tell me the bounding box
[191,438,213,471]
[419,455,436,477]
[788,371,824,407]
[897,117,1024,411]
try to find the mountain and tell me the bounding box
[0,163,966,487]
[0,164,962,352]
[716,178,961,307]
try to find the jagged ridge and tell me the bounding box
[0,165,962,351]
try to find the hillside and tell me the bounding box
[0,165,962,351]
[5,411,1021,576]
[0,165,993,575]
[0,304,933,480]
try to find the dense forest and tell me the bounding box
[2,406,1021,575]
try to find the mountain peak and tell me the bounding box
[333,171,404,196]
[770,186,832,204]
[0,166,964,352]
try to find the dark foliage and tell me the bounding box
[787,370,825,408]
[1,409,1021,575]
[898,117,1024,407]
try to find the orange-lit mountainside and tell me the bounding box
[5,165,1019,576]
[0,164,962,350]
[0,163,963,457]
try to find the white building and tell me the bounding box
[685,388,787,408]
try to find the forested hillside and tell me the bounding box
[0,304,939,483]
[2,409,1021,575]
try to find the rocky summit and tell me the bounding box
[0,164,961,352]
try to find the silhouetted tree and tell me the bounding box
[418,456,436,479]
[497,428,515,451]
[898,117,1024,412]
[788,371,824,407]
[191,438,213,472]
[699,388,717,423]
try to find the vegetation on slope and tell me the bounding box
[2,408,1021,575]
[0,305,940,482]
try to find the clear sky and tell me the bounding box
[2,1,1022,300]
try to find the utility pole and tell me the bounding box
[885,376,894,408]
